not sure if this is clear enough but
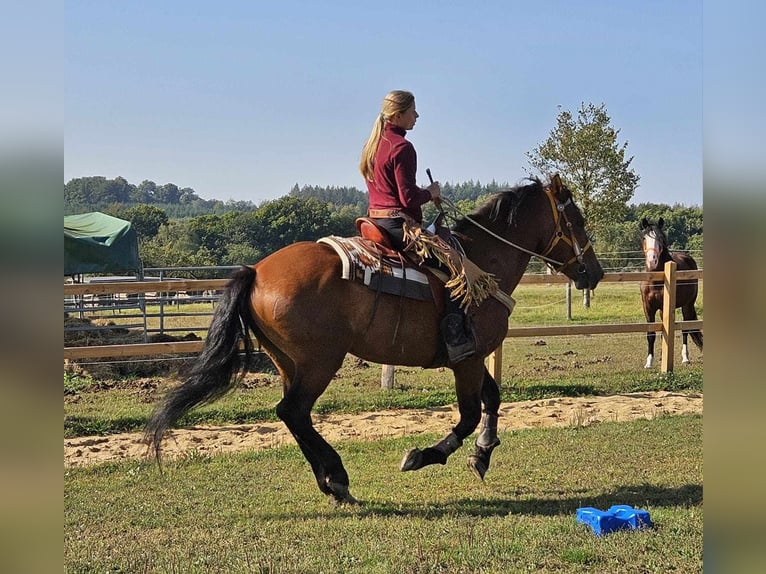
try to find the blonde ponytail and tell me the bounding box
[359,90,415,182]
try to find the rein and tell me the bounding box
[440,187,592,270]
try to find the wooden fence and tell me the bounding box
[64,262,702,379]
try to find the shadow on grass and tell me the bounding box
[258,483,702,521]
[64,406,280,437]
[65,415,145,437]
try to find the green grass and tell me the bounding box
[65,415,703,573]
[65,283,703,438]
[65,283,703,571]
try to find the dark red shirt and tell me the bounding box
[366,123,432,223]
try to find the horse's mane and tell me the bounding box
[453,177,543,233]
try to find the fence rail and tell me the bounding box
[64,263,702,377]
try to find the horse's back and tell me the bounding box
[255,241,341,280]
[672,251,698,271]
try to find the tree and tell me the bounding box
[122,204,169,240]
[526,102,640,239]
[155,183,181,204]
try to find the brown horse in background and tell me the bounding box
[639,217,703,368]
[146,174,604,504]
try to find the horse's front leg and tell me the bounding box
[400,359,484,472]
[467,367,501,480]
[644,308,658,369]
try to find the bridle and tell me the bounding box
[538,187,594,272]
[641,229,664,270]
[440,183,592,270]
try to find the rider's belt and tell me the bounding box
[368,208,405,219]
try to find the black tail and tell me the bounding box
[144,265,257,460]
[690,330,703,351]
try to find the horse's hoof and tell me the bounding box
[327,482,360,506]
[400,447,423,471]
[467,455,487,481]
[328,493,361,506]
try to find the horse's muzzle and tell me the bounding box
[575,265,604,290]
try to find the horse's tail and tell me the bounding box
[144,265,258,461]
[690,329,703,351]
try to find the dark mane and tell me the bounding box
[453,177,543,233]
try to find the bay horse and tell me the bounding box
[145,174,604,504]
[639,217,703,368]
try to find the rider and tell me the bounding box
[359,90,475,363]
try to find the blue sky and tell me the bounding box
[65,0,702,206]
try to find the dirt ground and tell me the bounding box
[64,390,702,468]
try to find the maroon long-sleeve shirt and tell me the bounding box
[366,123,431,223]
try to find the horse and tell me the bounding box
[639,217,703,368]
[145,174,604,504]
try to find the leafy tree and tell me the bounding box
[290,184,368,213]
[134,179,157,203]
[526,102,640,239]
[248,196,337,255]
[121,204,169,240]
[154,183,181,204]
[221,242,260,266]
[140,220,218,269]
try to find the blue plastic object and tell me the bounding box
[576,505,653,536]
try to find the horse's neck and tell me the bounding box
[461,216,536,293]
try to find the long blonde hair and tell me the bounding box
[359,90,415,181]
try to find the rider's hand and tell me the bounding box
[427,181,441,202]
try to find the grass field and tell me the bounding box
[65,416,702,573]
[64,282,703,572]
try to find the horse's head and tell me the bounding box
[640,217,667,271]
[541,174,604,290]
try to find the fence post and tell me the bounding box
[381,364,395,389]
[661,260,677,373]
[487,345,503,385]
[566,281,572,320]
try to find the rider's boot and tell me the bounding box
[441,305,476,364]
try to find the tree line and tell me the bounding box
[65,175,701,276]
[65,102,702,275]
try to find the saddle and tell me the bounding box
[317,218,447,310]
[318,217,515,314]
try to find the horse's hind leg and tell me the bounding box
[275,358,357,505]
[467,367,501,480]
[401,359,484,472]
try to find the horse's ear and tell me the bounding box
[640,217,649,230]
[658,217,665,229]
[550,173,563,194]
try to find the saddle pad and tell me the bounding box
[318,236,432,301]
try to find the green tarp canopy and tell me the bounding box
[65,212,142,276]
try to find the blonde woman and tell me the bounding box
[360,90,442,250]
[359,90,474,363]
